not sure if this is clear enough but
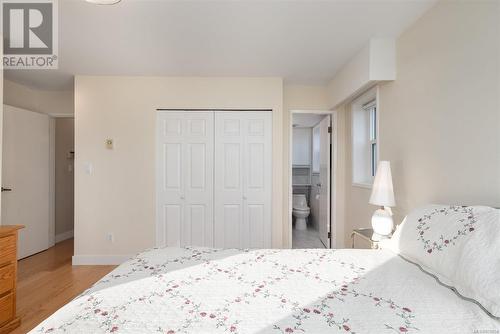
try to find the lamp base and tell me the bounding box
[371,208,394,236]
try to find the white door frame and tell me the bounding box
[288,109,338,249]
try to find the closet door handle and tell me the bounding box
[242,195,247,200]
[180,195,185,200]
[1,187,12,192]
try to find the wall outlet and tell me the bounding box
[106,233,114,243]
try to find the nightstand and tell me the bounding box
[351,228,391,249]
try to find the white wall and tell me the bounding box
[3,79,74,117]
[74,76,283,262]
[338,0,500,246]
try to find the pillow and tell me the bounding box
[380,204,500,318]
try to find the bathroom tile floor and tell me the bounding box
[292,226,326,249]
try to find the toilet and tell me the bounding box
[292,194,310,231]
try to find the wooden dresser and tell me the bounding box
[0,226,23,334]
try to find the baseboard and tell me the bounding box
[55,230,74,243]
[72,254,131,266]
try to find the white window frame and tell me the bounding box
[351,86,379,188]
[365,101,377,178]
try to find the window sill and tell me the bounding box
[352,182,372,189]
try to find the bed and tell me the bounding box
[31,246,499,333]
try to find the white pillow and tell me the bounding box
[381,204,500,318]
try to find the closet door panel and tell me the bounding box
[223,143,241,188]
[157,114,185,247]
[247,143,264,188]
[183,113,214,247]
[164,204,182,246]
[215,112,272,249]
[243,113,272,248]
[185,204,206,246]
[247,204,265,248]
[157,112,213,247]
[214,113,244,248]
[158,111,271,249]
[163,143,182,190]
[222,204,242,248]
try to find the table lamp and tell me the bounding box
[369,161,395,237]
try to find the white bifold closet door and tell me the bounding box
[214,112,272,249]
[157,111,272,249]
[157,112,214,247]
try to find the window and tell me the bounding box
[351,87,378,187]
[366,102,377,178]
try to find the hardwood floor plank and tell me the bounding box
[12,239,115,334]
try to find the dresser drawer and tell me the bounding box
[0,236,16,267]
[0,265,14,297]
[0,293,13,326]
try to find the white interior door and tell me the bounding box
[2,105,51,259]
[157,112,214,247]
[214,112,272,249]
[319,115,331,248]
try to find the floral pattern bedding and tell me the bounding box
[31,247,499,333]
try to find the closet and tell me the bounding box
[156,111,272,249]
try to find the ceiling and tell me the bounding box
[4,0,436,91]
[293,113,325,128]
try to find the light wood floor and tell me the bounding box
[12,239,116,334]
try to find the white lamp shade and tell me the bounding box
[369,161,395,207]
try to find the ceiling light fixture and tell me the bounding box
[86,0,122,5]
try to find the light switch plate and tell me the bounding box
[105,139,114,150]
[106,233,114,243]
[84,162,93,175]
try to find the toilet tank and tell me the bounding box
[292,194,308,209]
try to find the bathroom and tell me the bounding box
[292,112,332,249]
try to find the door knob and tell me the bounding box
[242,195,247,200]
[180,195,185,200]
[1,187,12,192]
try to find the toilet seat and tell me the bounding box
[292,194,310,231]
[292,207,310,212]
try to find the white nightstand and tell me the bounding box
[351,228,392,249]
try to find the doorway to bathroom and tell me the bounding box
[290,111,335,249]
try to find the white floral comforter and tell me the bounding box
[32,247,499,334]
